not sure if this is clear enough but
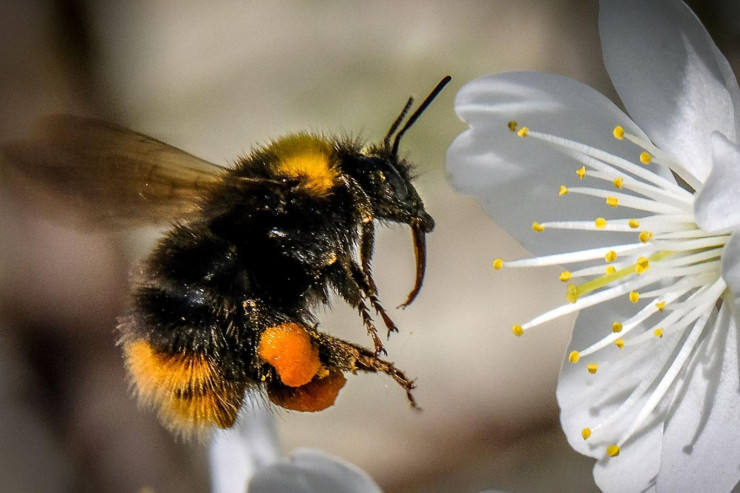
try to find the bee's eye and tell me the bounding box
[370,158,409,201]
[385,165,409,201]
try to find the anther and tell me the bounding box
[635,257,649,274]
[512,325,523,337]
[604,250,617,262]
[595,218,607,229]
[628,219,640,229]
[655,301,666,311]
[629,291,640,303]
[517,127,529,138]
[559,185,569,196]
[581,428,592,439]
[613,126,625,140]
[568,351,580,363]
[576,166,586,179]
[532,222,545,232]
[493,258,504,270]
[639,152,652,164]
[507,121,518,132]
[607,445,621,457]
[606,196,619,207]
[614,338,625,349]
[654,328,663,338]
[639,231,653,243]
[612,322,623,333]
[613,177,623,189]
[587,364,598,374]
[560,271,572,282]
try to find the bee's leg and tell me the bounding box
[341,176,398,336]
[328,260,386,356]
[314,331,419,409]
[347,260,400,337]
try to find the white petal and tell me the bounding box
[556,300,681,492]
[248,448,382,493]
[658,302,740,492]
[599,0,740,182]
[210,403,280,493]
[447,71,654,256]
[721,232,740,312]
[695,133,740,232]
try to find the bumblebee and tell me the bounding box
[2,76,450,438]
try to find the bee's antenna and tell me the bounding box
[390,75,451,157]
[384,97,414,150]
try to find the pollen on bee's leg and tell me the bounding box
[267,369,347,412]
[258,322,322,387]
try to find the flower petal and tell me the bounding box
[657,301,740,492]
[599,0,740,182]
[556,300,684,491]
[209,403,280,493]
[695,133,740,232]
[447,71,656,256]
[248,448,382,493]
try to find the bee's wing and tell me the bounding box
[2,114,228,230]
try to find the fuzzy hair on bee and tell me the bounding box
[2,76,451,439]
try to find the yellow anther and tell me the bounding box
[559,185,569,196]
[607,445,621,457]
[605,265,616,274]
[629,291,640,303]
[604,250,617,262]
[640,151,652,164]
[532,222,545,232]
[576,166,586,179]
[614,338,625,349]
[493,258,504,270]
[517,127,529,138]
[606,196,619,207]
[568,351,580,363]
[612,322,623,333]
[628,219,640,229]
[613,177,623,189]
[639,231,653,243]
[581,428,592,440]
[595,217,607,229]
[559,271,572,282]
[635,256,650,274]
[655,301,666,312]
[654,328,663,338]
[566,284,579,304]
[613,126,625,140]
[587,364,598,374]
[512,325,523,337]
[507,121,518,132]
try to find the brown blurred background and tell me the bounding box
[0,1,737,492]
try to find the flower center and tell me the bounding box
[498,122,730,458]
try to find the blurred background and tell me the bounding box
[0,1,738,492]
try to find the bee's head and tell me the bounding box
[343,76,450,307]
[347,76,450,233]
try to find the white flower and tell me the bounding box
[446,0,740,491]
[209,401,381,492]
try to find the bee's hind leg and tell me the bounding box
[313,331,419,410]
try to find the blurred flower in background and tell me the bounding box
[448,0,740,491]
[0,0,738,492]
